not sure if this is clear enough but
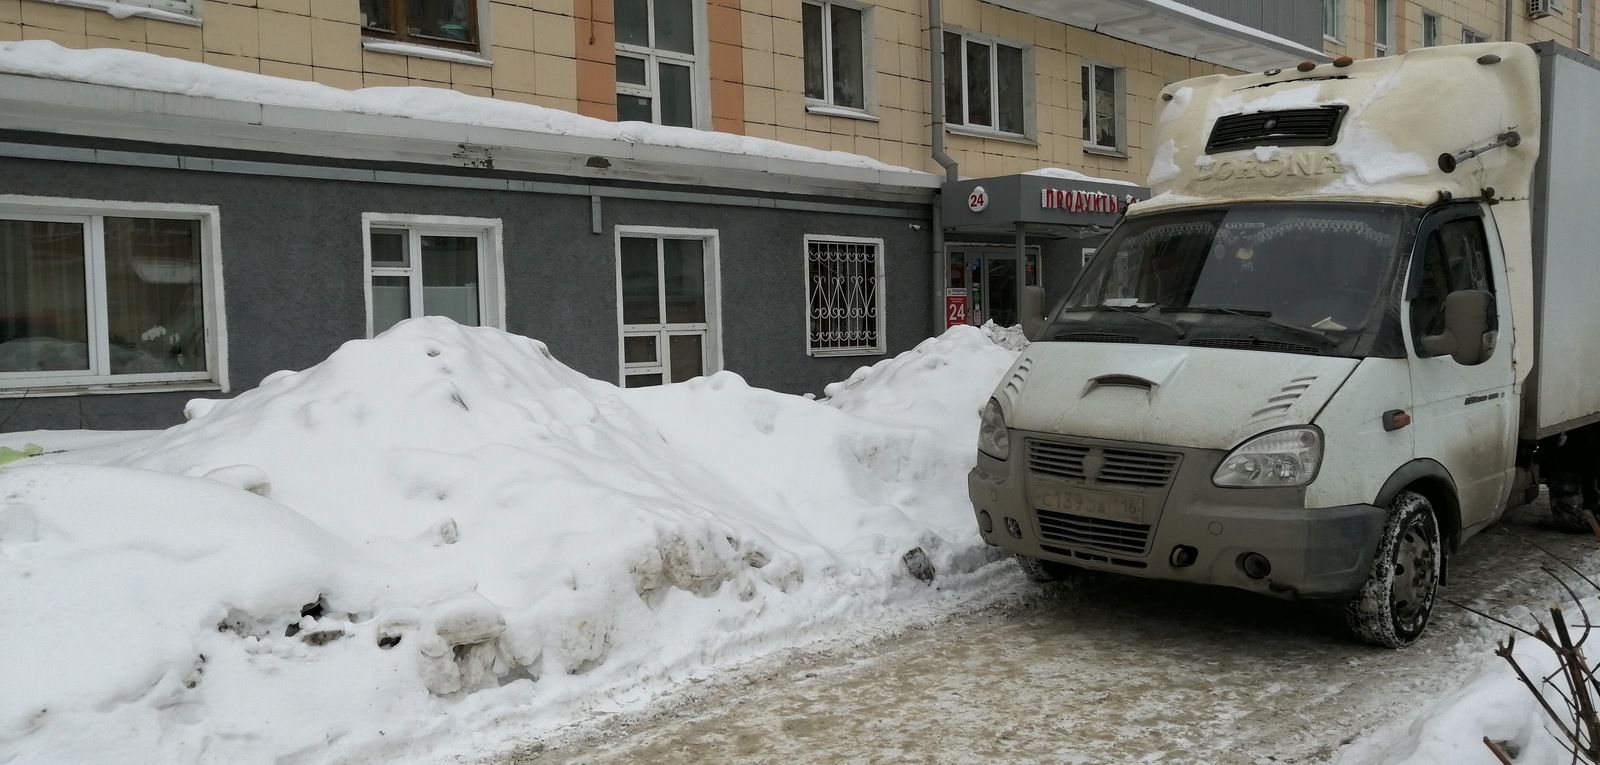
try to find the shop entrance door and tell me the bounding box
[946,247,1039,328]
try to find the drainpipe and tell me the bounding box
[929,0,959,334]
[1504,0,1514,41]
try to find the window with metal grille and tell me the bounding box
[805,236,885,356]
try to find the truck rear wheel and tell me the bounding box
[1346,490,1441,649]
[1548,473,1600,533]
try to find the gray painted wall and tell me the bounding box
[1175,0,1326,50]
[0,154,934,431]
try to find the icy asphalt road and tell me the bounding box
[479,495,1598,765]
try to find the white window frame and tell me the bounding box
[1421,12,1442,47]
[614,0,711,130]
[944,29,1033,139]
[0,195,227,396]
[1374,0,1393,56]
[1581,0,1593,53]
[804,234,886,358]
[1324,0,1344,42]
[613,226,722,386]
[1081,61,1126,155]
[34,0,199,23]
[802,0,876,116]
[360,214,505,338]
[1462,26,1488,43]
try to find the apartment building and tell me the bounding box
[0,0,1560,431]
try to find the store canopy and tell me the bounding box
[942,173,1150,238]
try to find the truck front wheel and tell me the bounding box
[1345,490,1442,649]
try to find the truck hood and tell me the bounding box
[998,344,1360,450]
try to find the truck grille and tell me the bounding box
[1027,441,1180,488]
[1205,106,1348,153]
[1036,509,1152,556]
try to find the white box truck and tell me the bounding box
[968,42,1600,647]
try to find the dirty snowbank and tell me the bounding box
[0,318,1020,764]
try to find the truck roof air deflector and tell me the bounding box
[1205,106,1349,154]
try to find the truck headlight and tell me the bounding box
[977,398,1010,460]
[1213,427,1322,488]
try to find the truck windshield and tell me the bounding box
[1046,203,1417,356]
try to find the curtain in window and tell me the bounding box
[0,220,88,373]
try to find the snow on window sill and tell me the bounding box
[805,103,880,122]
[361,39,493,67]
[39,0,200,25]
[0,380,224,399]
[946,124,1036,146]
[807,347,886,358]
[1082,144,1129,159]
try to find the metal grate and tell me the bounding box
[806,238,882,353]
[1036,509,1152,556]
[1027,440,1179,488]
[1205,106,1348,154]
[1100,448,1181,488]
[1190,337,1321,355]
[1050,332,1141,343]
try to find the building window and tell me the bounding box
[1374,0,1392,55]
[1462,26,1488,43]
[942,31,1027,136]
[616,228,719,387]
[363,215,504,336]
[615,0,703,128]
[360,0,480,50]
[1581,0,1593,52]
[0,199,224,392]
[803,1,868,111]
[1422,12,1441,46]
[1081,62,1124,152]
[805,235,885,357]
[1324,0,1343,40]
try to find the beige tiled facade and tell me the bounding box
[2,0,1596,186]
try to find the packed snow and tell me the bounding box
[0,319,1592,764]
[0,318,1021,764]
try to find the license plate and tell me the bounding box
[1030,484,1144,524]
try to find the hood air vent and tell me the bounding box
[1206,106,1348,154]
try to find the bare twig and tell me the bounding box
[1446,598,1541,638]
[1483,736,1516,765]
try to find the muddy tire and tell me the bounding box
[1548,474,1599,533]
[1016,555,1095,585]
[1346,490,1442,649]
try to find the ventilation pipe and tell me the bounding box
[928,0,959,333]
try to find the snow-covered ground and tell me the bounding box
[0,318,1590,764]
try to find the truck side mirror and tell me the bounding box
[1021,286,1047,339]
[1418,289,1494,365]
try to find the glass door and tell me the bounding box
[619,235,712,387]
[946,246,1039,328]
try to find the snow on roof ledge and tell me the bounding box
[984,0,1328,71]
[0,41,940,197]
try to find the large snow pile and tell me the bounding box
[0,318,1019,764]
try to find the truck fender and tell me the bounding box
[1373,459,1461,584]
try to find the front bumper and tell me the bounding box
[969,432,1387,600]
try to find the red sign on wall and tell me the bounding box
[946,293,969,328]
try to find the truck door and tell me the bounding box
[1405,206,1517,528]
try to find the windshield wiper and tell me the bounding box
[1057,304,1187,338]
[1177,305,1337,346]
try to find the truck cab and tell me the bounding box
[968,42,1600,648]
